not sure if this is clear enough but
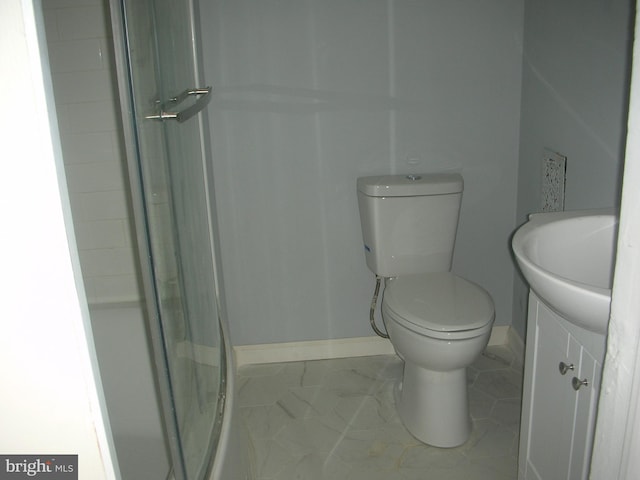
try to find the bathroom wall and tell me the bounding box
[200,0,525,345]
[44,0,633,349]
[1,1,117,473]
[512,0,634,338]
[42,0,140,305]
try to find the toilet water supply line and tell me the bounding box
[370,275,389,339]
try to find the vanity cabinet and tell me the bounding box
[519,293,606,480]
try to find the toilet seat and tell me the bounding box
[382,272,495,340]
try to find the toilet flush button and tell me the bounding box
[405,174,422,181]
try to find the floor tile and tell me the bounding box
[238,347,523,479]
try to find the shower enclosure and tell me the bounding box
[108,0,236,478]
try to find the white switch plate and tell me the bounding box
[541,149,567,212]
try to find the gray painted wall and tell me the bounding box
[49,0,634,347]
[512,0,634,338]
[200,0,524,345]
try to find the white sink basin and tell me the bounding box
[512,209,618,334]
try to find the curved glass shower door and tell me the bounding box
[110,1,224,479]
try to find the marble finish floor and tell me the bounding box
[238,344,523,480]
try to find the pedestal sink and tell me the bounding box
[512,208,618,334]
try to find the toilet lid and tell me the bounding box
[383,273,494,332]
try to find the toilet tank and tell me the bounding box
[357,173,463,277]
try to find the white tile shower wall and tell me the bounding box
[43,0,141,303]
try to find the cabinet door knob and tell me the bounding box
[572,377,589,390]
[559,362,575,375]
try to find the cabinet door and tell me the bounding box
[568,347,601,479]
[524,302,576,480]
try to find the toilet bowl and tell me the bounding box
[356,173,496,447]
[382,273,494,447]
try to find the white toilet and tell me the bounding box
[357,173,495,448]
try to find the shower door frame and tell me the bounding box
[107,1,229,478]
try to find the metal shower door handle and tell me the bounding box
[146,86,212,123]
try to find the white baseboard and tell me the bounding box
[234,335,395,367]
[176,341,220,367]
[234,325,511,367]
[489,325,510,346]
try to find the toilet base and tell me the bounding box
[395,362,470,447]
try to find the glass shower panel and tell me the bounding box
[114,0,222,478]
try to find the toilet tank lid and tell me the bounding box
[357,173,463,197]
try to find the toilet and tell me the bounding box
[357,173,495,447]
